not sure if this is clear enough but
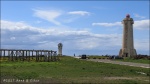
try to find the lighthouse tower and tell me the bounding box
[119,14,137,57]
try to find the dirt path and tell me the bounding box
[86,59,150,68]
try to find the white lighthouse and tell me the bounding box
[58,43,63,56]
[119,14,137,57]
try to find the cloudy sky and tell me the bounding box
[1,1,149,56]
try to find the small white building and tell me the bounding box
[58,43,63,56]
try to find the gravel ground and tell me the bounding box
[86,59,150,68]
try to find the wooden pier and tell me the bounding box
[0,49,59,62]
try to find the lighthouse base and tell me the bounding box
[119,48,137,57]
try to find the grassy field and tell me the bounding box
[0,56,150,84]
[88,56,109,59]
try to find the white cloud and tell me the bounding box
[92,22,121,27]
[74,34,122,50]
[68,11,90,16]
[1,20,121,54]
[33,10,90,24]
[33,9,62,25]
[1,20,31,30]
[10,37,16,40]
[62,16,79,23]
[35,20,42,24]
[134,39,149,51]
[134,20,149,30]
[92,19,149,30]
[63,10,91,23]
[1,20,149,55]
[133,13,145,19]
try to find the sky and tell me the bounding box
[1,0,149,56]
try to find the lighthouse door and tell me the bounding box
[125,53,128,57]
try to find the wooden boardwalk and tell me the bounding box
[0,49,59,62]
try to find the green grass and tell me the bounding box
[0,56,150,83]
[114,57,150,64]
[88,56,109,59]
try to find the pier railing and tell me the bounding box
[0,49,59,62]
